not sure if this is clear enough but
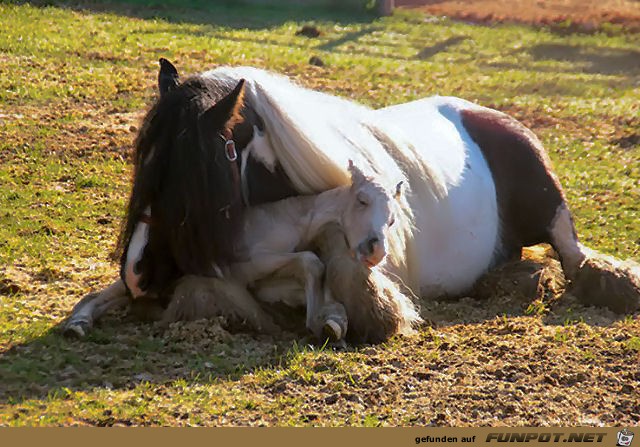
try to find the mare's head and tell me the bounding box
[118,59,248,296]
[342,161,403,268]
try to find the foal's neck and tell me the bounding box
[299,186,350,242]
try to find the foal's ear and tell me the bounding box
[201,79,246,131]
[348,159,366,186]
[158,58,180,97]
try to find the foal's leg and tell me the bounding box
[64,279,129,337]
[232,252,347,341]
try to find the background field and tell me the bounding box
[0,0,638,426]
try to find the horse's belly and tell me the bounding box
[378,97,499,297]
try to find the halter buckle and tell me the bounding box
[225,139,237,162]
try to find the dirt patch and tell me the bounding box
[397,0,640,32]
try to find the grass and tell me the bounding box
[0,0,639,426]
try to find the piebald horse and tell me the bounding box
[65,59,639,342]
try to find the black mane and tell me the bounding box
[117,75,245,296]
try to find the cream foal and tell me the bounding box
[230,161,402,341]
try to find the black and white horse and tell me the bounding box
[65,59,639,342]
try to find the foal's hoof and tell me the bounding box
[322,319,343,342]
[63,319,91,338]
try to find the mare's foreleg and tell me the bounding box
[161,275,280,334]
[312,222,421,343]
[64,279,129,337]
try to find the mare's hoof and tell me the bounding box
[63,319,91,338]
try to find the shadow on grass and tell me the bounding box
[0,264,632,409]
[415,35,469,59]
[0,310,302,406]
[483,43,640,78]
[529,43,640,75]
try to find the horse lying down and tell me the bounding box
[65,59,639,343]
[66,162,421,343]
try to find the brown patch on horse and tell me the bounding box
[223,79,246,132]
[460,108,569,261]
[311,222,421,344]
[462,108,639,313]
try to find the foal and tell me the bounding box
[230,160,403,341]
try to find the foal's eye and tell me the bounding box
[356,193,369,207]
[389,216,396,227]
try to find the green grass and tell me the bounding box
[0,0,638,426]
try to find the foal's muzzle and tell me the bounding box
[357,236,386,268]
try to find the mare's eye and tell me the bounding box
[356,192,369,207]
[389,216,396,227]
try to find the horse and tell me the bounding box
[229,160,404,341]
[64,58,640,342]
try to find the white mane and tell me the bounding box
[202,67,446,287]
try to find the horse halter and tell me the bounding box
[220,127,238,162]
[219,127,242,218]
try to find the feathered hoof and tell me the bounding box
[163,275,282,335]
[322,319,343,342]
[63,318,91,338]
[570,254,640,313]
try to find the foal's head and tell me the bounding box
[342,161,403,268]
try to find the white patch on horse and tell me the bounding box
[124,211,150,298]
[240,142,251,206]
[240,126,277,204]
[377,97,500,296]
[247,125,277,172]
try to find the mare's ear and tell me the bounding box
[348,159,366,186]
[158,58,180,97]
[200,79,246,131]
[395,181,403,199]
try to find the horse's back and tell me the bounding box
[376,96,500,297]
